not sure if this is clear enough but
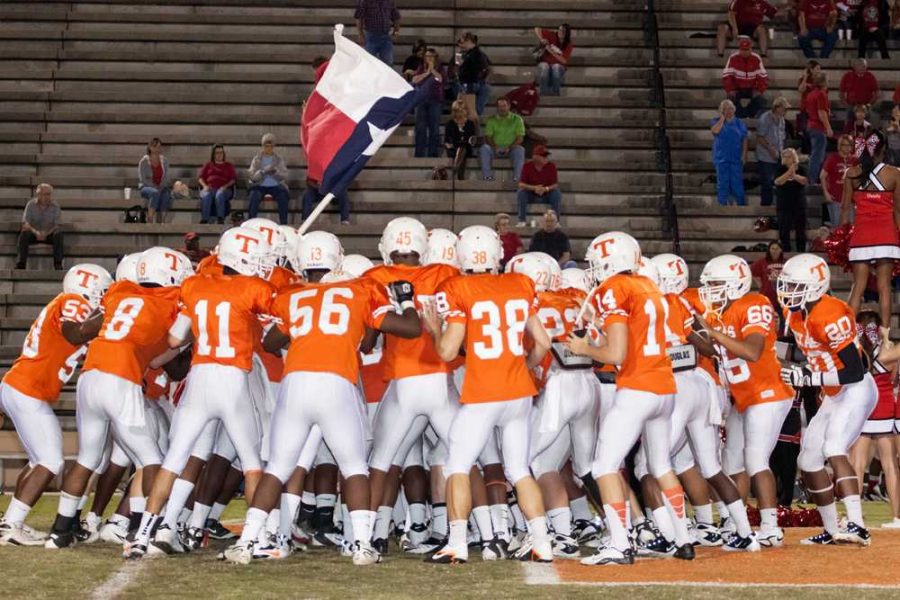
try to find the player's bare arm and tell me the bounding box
[62,318,99,345]
[566,321,626,365]
[359,327,380,354]
[687,328,716,357]
[524,313,551,369]
[262,326,290,354]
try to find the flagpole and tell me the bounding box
[297,192,334,236]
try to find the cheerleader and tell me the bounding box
[842,129,900,330]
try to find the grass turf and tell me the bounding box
[1,495,898,599]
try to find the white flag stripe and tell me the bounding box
[315,24,413,124]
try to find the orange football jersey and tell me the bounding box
[273,278,393,384]
[143,366,170,401]
[682,287,720,384]
[83,282,181,386]
[364,263,461,380]
[360,345,389,403]
[785,295,859,397]
[713,293,793,412]
[179,273,275,372]
[196,254,223,276]
[536,289,583,378]
[437,272,538,404]
[2,293,92,402]
[588,273,676,395]
[253,266,301,383]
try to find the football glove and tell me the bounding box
[388,280,416,311]
[780,364,821,388]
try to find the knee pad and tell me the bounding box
[822,440,850,462]
[39,457,65,477]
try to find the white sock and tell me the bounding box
[373,505,392,540]
[624,500,633,530]
[652,506,677,542]
[265,508,280,535]
[409,502,427,527]
[819,502,839,535]
[760,507,778,530]
[164,479,195,528]
[136,512,161,546]
[448,519,468,550]
[342,505,354,542]
[432,503,448,538]
[392,494,407,530]
[239,507,268,544]
[693,503,714,525]
[726,499,752,537]
[130,496,146,516]
[528,516,550,543]
[280,493,301,537]
[509,497,526,531]
[842,495,864,526]
[662,495,693,547]
[472,505,494,541]
[178,508,192,526]
[603,504,630,551]
[209,502,228,522]
[5,497,31,526]
[349,510,373,545]
[108,513,129,527]
[189,503,212,530]
[547,507,572,536]
[714,500,731,521]
[489,503,510,541]
[58,492,80,519]
[570,495,592,522]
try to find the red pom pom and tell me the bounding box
[747,506,761,527]
[822,224,853,272]
[777,505,791,527]
[789,508,805,528]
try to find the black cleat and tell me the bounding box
[674,543,695,560]
[44,530,75,549]
[372,537,389,555]
[205,519,236,540]
[800,530,835,545]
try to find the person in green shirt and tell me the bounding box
[479,98,526,181]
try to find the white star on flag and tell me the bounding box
[362,121,398,156]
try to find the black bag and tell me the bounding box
[124,204,147,223]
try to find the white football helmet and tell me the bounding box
[457,225,502,273]
[505,252,561,292]
[379,217,429,264]
[242,217,282,267]
[217,226,275,278]
[137,247,194,287]
[777,253,831,311]
[296,231,343,274]
[424,228,460,267]
[338,254,375,279]
[651,253,689,295]
[63,263,112,309]
[699,254,752,314]
[584,231,641,285]
[560,267,590,293]
[115,253,141,283]
[277,225,300,268]
[637,256,660,286]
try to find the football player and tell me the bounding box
[422,225,553,564]
[567,232,694,565]
[692,254,794,548]
[778,253,877,546]
[222,230,421,565]
[0,264,109,546]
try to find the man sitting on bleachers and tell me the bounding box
[716,0,778,57]
[480,98,526,182]
[722,36,769,119]
[16,183,64,270]
[798,0,839,58]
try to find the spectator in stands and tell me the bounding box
[722,36,768,119]
[716,0,778,57]
[756,97,790,206]
[16,183,63,270]
[710,99,748,206]
[843,104,875,157]
[821,134,858,225]
[886,104,900,166]
[795,60,821,147]
[516,145,560,226]
[750,240,785,308]
[247,133,290,224]
[198,144,236,224]
[804,72,832,184]
[495,212,524,267]
[138,137,171,224]
[533,24,573,96]
[455,32,491,118]
[402,39,427,81]
[302,179,350,226]
[839,59,879,123]
[528,209,575,268]
[480,98,525,181]
[798,0,838,58]
[180,231,211,267]
[412,48,446,158]
[355,0,400,66]
[444,106,477,179]
[774,148,809,252]
[856,0,890,58]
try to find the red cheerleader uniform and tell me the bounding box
[848,163,900,263]
[862,371,896,434]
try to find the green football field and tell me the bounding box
[2,495,899,599]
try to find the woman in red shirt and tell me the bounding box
[533,24,573,96]
[750,240,785,309]
[198,144,236,224]
[821,134,859,225]
[495,212,524,268]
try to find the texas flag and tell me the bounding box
[301,24,424,195]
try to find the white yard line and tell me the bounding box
[520,562,561,585]
[521,571,900,590]
[89,560,146,600]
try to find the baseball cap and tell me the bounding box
[532,144,551,157]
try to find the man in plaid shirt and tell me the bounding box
[355,0,401,66]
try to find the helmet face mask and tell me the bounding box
[776,253,830,311]
[651,253,689,295]
[63,264,113,309]
[698,255,752,315]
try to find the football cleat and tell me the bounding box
[151,524,184,555]
[509,533,553,562]
[800,530,835,545]
[580,545,635,566]
[506,530,526,553]
[205,519,236,540]
[44,530,75,549]
[425,543,468,564]
[100,520,129,544]
[551,533,581,559]
[834,522,871,547]
[1,520,48,547]
[573,518,603,544]
[718,516,737,542]
[182,526,207,552]
[222,540,254,565]
[881,518,900,529]
[636,535,675,558]
[312,526,343,548]
[125,542,148,560]
[291,522,313,546]
[339,539,354,557]
[757,526,785,548]
[690,522,724,547]
[673,543,696,560]
[723,533,761,552]
[632,520,659,546]
[405,522,430,548]
[481,536,509,561]
[371,537,389,555]
[585,532,612,549]
[351,541,382,566]
[253,534,293,560]
[77,513,102,545]
[404,536,446,555]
